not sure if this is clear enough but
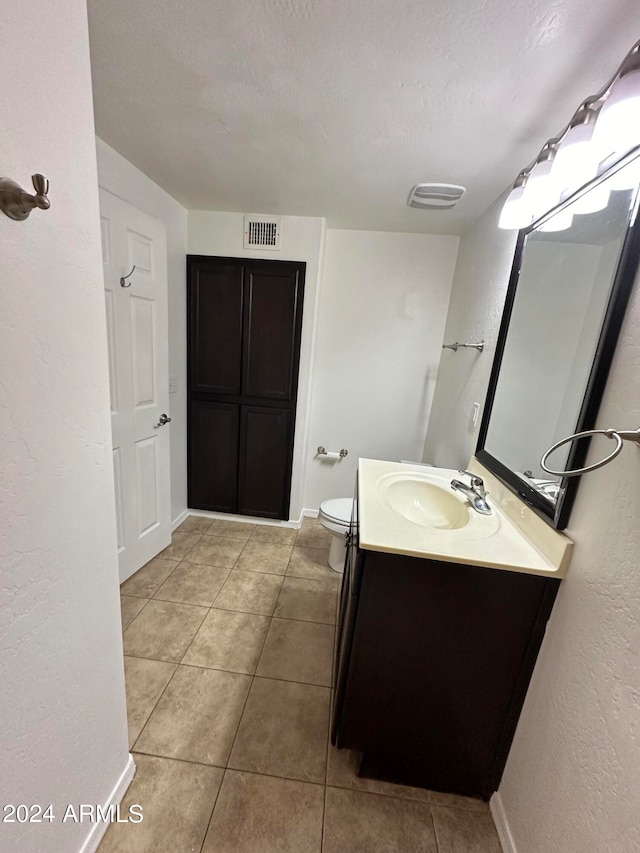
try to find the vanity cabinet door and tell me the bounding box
[336,550,559,799]
[331,534,364,746]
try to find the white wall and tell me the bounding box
[96,138,189,523]
[422,193,518,467]
[425,196,640,852]
[1,4,130,852]
[304,229,459,509]
[188,211,327,521]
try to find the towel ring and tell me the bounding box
[540,428,624,477]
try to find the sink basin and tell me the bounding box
[375,470,500,541]
[379,474,470,529]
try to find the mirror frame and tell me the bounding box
[476,151,640,529]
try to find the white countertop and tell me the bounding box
[357,459,573,578]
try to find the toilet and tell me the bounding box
[318,498,354,573]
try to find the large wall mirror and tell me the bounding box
[477,151,640,528]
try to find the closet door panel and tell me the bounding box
[189,400,239,512]
[238,406,290,518]
[242,267,302,400]
[189,261,243,394]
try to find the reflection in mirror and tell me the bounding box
[480,154,640,524]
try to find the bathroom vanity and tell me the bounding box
[331,459,572,801]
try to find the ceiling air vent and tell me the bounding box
[407,183,466,210]
[243,215,281,250]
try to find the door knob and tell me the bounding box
[155,413,172,428]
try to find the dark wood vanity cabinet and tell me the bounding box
[332,487,561,801]
[187,256,305,519]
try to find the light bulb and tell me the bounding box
[593,67,640,159]
[607,156,640,190]
[551,115,599,192]
[571,183,610,215]
[538,209,573,232]
[521,156,561,220]
[498,184,534,230]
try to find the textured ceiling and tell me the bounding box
[88,0,639,234]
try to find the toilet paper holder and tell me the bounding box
[317,446,348,459]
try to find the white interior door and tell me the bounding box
[100,190,171,582]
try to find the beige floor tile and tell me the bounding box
[152,562,229,607]
[287,546,336,581]
[214,570,283,616]
[208,519,256,539]
[250,525,297,545]
[235,540,293,575]
[429,791,490,812]
[135,665,251,766]
[296,522,332,549]
[124,656,177,748]
[186,535,246,568]
[274,576,338,624]
[183,608,270,674]
[431,805,501,852]
[120,595,148,631]
[323,787,437,853]
[202,770,323,853]
[120,558,178,598]
[98,754,222,853]
[158,532,201,560]
[326,746,431,802]
[229,677,329,783]
[123,600,208,662]
[175,515,214,534]
[257,618,334,686]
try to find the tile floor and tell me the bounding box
[101,516,503,853]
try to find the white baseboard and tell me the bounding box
[490,791,516,853]
[171,509,189,531]
[182,509,304,529]
[78,754,136,853]
[302,508,319,519]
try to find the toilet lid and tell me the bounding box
[320,498,353,525]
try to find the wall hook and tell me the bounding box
[120,265,136,288]
[0,173,50,221]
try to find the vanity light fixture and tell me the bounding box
[593,49,640,158]
[571,183,611,215]
[499,39,640,230]
[538,209,573,232]
[520,145,561,218]
[497,172,532,230]
[551,106,599,191]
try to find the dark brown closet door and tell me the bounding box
[242,267,301,399]
[188,401,239,512]
[238,406,290,518]
[187,255,305,520]
[189,260,243,394]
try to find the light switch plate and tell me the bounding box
[471,401,480,428]
[169,377,177,394]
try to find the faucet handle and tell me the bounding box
[458,469,482,482]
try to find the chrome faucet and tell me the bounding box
[450,470,492,515]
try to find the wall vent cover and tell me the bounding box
[407,183,466,210]
[243,215,281,250]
